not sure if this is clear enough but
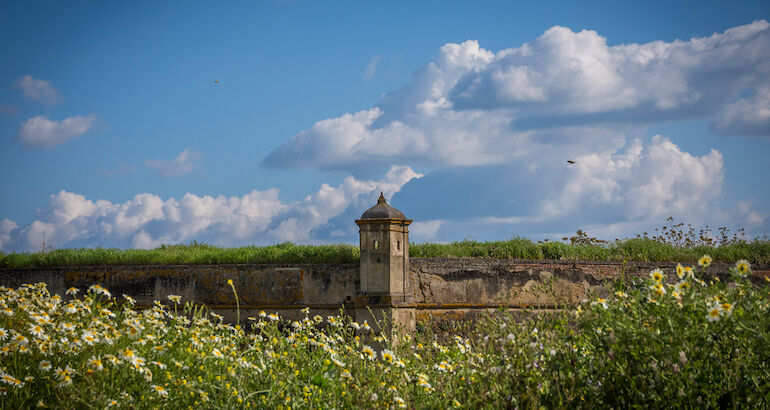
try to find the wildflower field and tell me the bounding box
[1,258,768,408]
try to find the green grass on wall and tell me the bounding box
[1,237,769,268]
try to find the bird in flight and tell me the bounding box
[566,160,576,164]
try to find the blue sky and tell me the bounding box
[1,0,769,251]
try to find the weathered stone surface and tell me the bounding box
[0,263,358,310]
[408,258,769,307]
[1,259,767,328]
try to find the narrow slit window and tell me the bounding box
[373,240,379,250]
[397,241,400,251]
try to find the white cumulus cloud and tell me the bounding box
[16,75,62,105]
[451,21,770,118]
[0,219,18,250]
[391,135,763,241]
[544,135,724,220]
[0,165,421,252]
[14,114,97,149]
[264,20,770,174]
[410,220,445,242]
[145,148,202,177]
[259,21,770,241]
[712,86,770,136]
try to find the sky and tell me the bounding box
[1,0,769,252]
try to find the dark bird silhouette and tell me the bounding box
[566,160,576,164]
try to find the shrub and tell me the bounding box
[540,241,569,260]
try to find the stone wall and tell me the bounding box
[1,259,766,326]
[407,258,769,323]
[410,258,711,306]
[0,264,359,323]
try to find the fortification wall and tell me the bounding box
[406,258,770,323]
[409,258,723,306]
[1,259,766,326]
[0,264,358,322]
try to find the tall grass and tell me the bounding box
[411,237,770,264]
[0,242,360,268]
[2,237,769,268]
